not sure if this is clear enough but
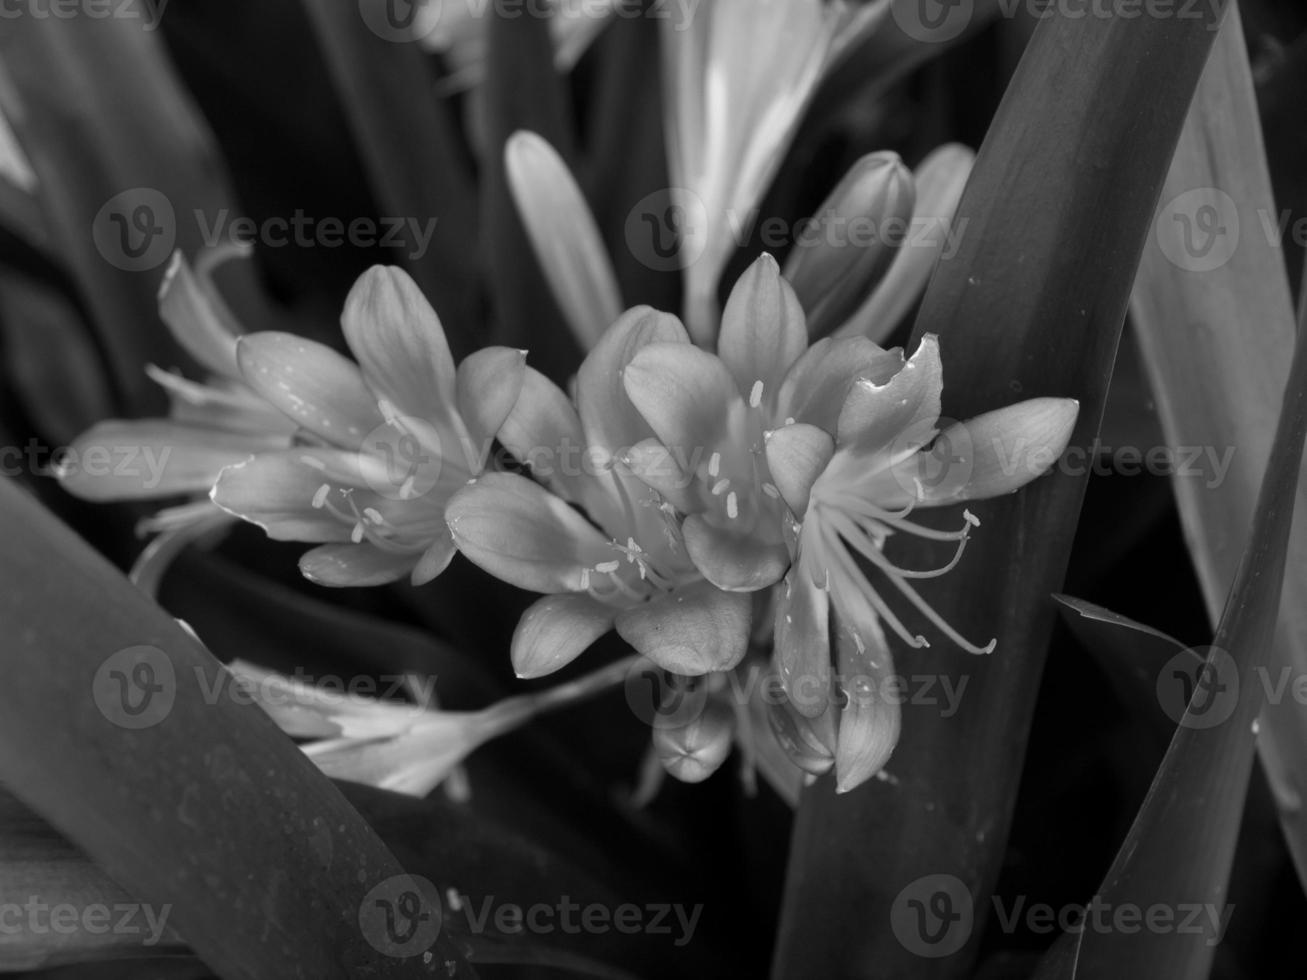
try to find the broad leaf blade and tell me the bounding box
[0,480,473,979]
[775,4,1230,977]
[1127,1,1307,884]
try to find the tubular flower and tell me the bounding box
[211,266,525,588]
[661,0,887,340]
[446,307,752,680]
[763,335,1080,790]
[621,253,902,593]
[55,246,297,587]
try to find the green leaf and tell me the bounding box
[1032,216,1307,980]
[1127,2,1307,888]
[301,0,480,354]
[0,479,473,979]
[774,3,1230,977]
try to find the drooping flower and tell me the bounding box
[620,254,903,593]
[226,655,635,797]
[660,0,888,339]
[211,265,525,588]
[446,307,751,679]
[763,336,1079,790]
[55,246,298,588]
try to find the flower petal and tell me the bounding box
[341,265,457,420]
[576,306,689,458]
[512,593,616,679]
[225,660,427,739]
[654,700,735,783]
[623,342,738,459]
[299,543,416,587]
[237,332,384,449]
[857,397,1080,508]
[497,366,591,500]
[682,514,789,592]
[618,438,702,514]
[157,250,242,378]
[833,609,900,793]
[615,580,750,675]
[764,423,835,515]
[446,472,610,594]
[776,336,903,432]
[455,345,527,454]
[836,333,942,456]
[56,420,279,501]
[774,567,831,718]
[506,130,623,349]
[717,254,808,399]
[211,449,370,542]
[411,531,458,586]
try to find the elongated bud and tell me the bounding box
[505,130,623,351]
[783,151,915,338]
[653,698,735,783]
[765,673,837,776]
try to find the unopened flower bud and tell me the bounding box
[653,698,735,783]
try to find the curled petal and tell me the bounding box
[765,676,837,776]
[341,266,457,421]
[237,332,384,449]
[211,451,361,542]
[158,250,242,378]
[836,333,942,456]
[615,580,750,675]
[717,254,807,398]
[764,423,835,516]
[776,336,903,433]
[512,593,616,679]
[446,472,610,594]
[774,567,831,718]
[682,514,789,593]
